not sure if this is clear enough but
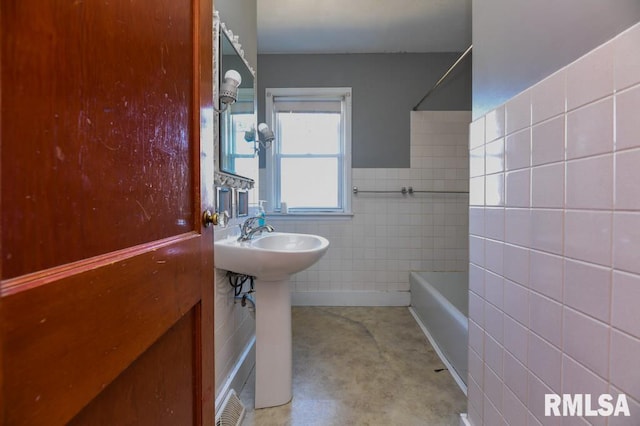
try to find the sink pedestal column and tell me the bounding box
[254,278,292,409]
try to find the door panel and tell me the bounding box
[1,0,215,424]
[68,309,197,426]
[2,235,202,424]
[1,0,194,279]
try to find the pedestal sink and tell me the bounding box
[214,232,329,408]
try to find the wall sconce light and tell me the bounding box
[244,123,275,154]
[216,69,242,113]
[257,123,275,150]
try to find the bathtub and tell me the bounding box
[409,271,468,394]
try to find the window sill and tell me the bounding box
[265,212,354,221]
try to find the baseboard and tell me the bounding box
[215,336,256,412]
[291,291,410,306]
[408,307,468,396]
[459,413,471,426]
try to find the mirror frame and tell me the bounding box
[213,11,256,190]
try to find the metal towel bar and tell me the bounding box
[352,186,468,195]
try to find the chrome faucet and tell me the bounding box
[238,216,274,241]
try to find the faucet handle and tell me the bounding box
[240,216,260,233]
[244,216,257,226]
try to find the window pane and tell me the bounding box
[233,114,256,156]
[234,157,258,182]
[280,158,339,209]
[277,112,340,155]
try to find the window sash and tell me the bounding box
[278,157,340,210]
[274,111,344,211]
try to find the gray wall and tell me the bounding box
[472,0,640,118]
[215,0,257,69]
[258,53,471,168]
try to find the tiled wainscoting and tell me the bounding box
[262,111,470,305]
[213,203,258,407]
[467,22,640,426]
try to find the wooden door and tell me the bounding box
[1,0,216,424]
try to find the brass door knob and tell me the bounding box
[202,210,229,228]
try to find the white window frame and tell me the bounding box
[265,87,352,216]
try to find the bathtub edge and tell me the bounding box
[408,306,468,396]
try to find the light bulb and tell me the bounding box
[257,123,275,146]
[224,69,242,87]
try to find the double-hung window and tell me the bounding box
[265,87,352,215]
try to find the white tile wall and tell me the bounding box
[484,303,504,344]
[527,373,561,426]
[612,271,640,338]
[505,128,531,171]
[528,331,562,391]
[261,111,471,303]
[468,22,640,425]
[504,349,528,402]
[616,85,640,150]
[484,207,505,240]
[529,250,563,301]
[485,106,506,143]
[503,314,528,364]
[484,332,503,373]
[469,346,484,387]
[213,204,258,396]
[503,385,528,426]
[566,97,614,159]
[485,173,504,206]
[505,169,530,207]
[531,163,564,208]
[484,270,503,309]
[530,209,563,255]
[615,148,640,209]
[531,68,566,125]
[613,212,640,275]
[563,259,611,321]
[485,138,505,174]
[566,42,614,111]
[566,154,613,209]
[505,90,531,135]
[564,210,612,266]
[529,292,562,348]
[532,116,564,166]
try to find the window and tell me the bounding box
[265,87,352,214]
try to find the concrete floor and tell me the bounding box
[239,307,466,425]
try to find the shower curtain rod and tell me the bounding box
[412,45,472,111]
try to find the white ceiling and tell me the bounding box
[257,0,472,54]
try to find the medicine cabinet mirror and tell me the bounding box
[214,12,257,190]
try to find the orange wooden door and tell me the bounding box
[1,0,216,424]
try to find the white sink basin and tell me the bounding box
[214,232,329,281]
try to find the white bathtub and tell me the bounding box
[409,271,468,394]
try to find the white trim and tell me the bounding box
[215,336,256,413]
[291,291,410,307]
[459,413,471,426]
[408,307,468,396]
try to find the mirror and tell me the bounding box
[215,15,257,190]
